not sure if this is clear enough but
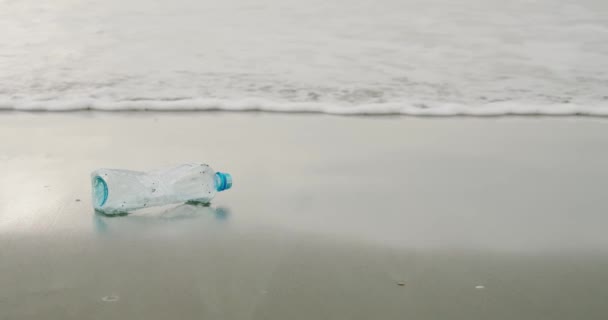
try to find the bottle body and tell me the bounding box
[91,163,231,214]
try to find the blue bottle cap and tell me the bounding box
[215,172,233,192]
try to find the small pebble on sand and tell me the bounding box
[102,295,119,302]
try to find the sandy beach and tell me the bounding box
[3,0,608,318]
[0,112,607,319]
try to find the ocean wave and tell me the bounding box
[3,0,607,117]
[1,98,607,116]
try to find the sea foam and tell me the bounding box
[1,0,607,116]
[1,98,607,116]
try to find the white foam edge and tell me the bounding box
[0,98,607,116]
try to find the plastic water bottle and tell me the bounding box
[91,163,232,214]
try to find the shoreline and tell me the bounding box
[2,109,608,118]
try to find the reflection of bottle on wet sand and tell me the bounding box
[93,204,230,235]
[91,163,232,215]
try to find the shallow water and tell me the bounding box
[1,0,607,114]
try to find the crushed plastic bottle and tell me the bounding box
[91,163,232,214]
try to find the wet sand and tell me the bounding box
[1,113,608,319]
